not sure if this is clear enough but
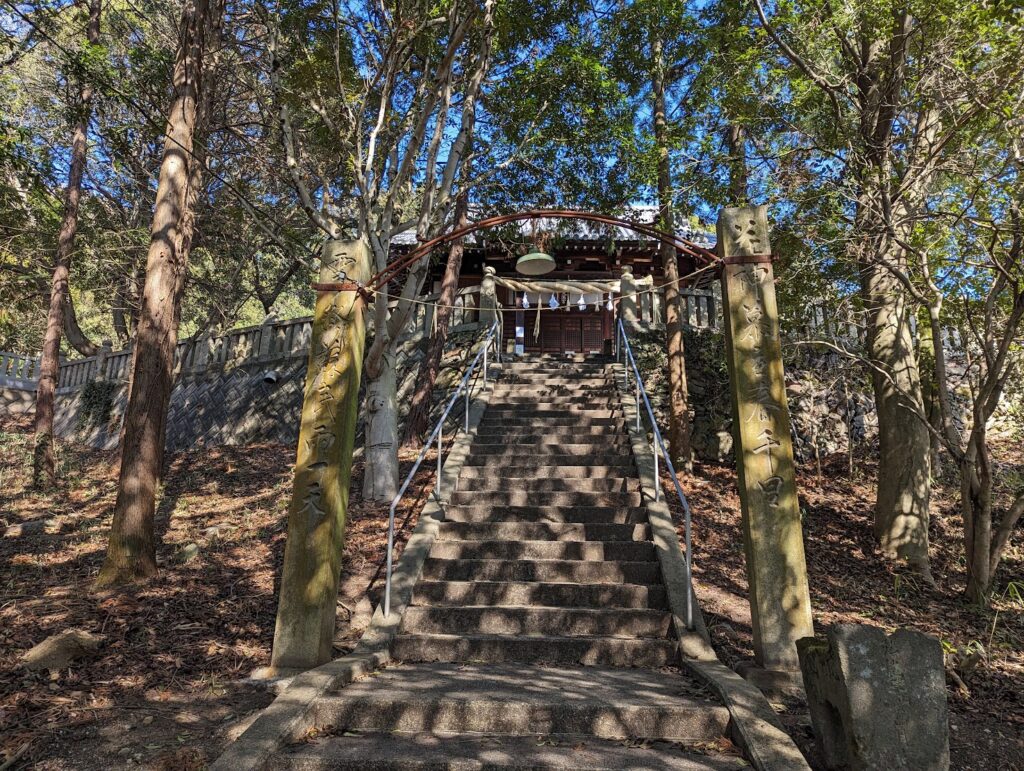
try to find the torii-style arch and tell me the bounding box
[269,205,813,680]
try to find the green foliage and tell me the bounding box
[78,379,120,430]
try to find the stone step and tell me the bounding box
[412,580,667,609]
[276,732,747,770]
[449,491,642,507]
[474,425,624,439]
[456,477,639,493]
[435,521,651,543]
[420,558,660,583]
[306,664,726,742]
[503,360,609,368]
[473,431,627,444]
[489,388,618,399]
[478,416,624,427]
[443,505,647,525]
[469,442,631,456]
[484,407,621,417]
[457,465,635,481]
[501,364,610,373]
[429,539,655,561]
[400,606,672,638]
[496,378,614,388]
[464,454,632,467]
[393,633,678,667]
[489,392,619,403]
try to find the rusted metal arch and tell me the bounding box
[314,209,721,294]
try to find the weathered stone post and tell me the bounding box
[718,205,813,673]
[94,340,112,381]
[480,266,498,327]
[269,238,372,674]
[258,312,278,360]
[619,265,638,328]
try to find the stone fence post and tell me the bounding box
[258,313,278,360]
[619,265,638,328]
[480,266,498,328]
[93,340,112,382]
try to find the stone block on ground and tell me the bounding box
[797,623,949,771]
[20,629,105,672]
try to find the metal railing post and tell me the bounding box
[685,506,692,628]
[383,320,498,622]
[654,449,660,501]
[635,379,641,431]
[384,504,396,616]
[618,318,695,630]
[436,423,443,498]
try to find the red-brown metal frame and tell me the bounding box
[313,209,723,293]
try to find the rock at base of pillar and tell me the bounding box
[797,624,949,771]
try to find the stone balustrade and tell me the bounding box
[1,281,717,396]
[0,353,41,389]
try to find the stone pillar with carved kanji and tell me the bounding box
[718,205,814,673]
[269,238,372,674]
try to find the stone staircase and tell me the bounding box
[274,355,747,769]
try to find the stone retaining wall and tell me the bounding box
[1,314,490,454]
[627,326,879,464]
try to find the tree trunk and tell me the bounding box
[652,36,692,469]
[95,0,219,588]
[961,451,992,605]
[362,355,399,501]
[63,291,99,356]
[401,198,469,449]
[32,0,101,488]
[860,236,932,575]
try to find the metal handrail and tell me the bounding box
[614,318,694,630]
[384,319,501,617]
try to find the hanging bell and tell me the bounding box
[516,251,556,276]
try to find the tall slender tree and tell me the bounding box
[651,31,692,467]
[32,0,102,488]
[96,0,223,586]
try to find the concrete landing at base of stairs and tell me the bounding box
[279,732,751,770]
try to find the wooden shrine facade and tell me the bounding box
[419,225,711,355]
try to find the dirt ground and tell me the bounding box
[0,415,437,770]
[2,414,1022,769]
[677,451,1024,771]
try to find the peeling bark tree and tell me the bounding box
[921,199,1024,604]
[753,1,934,575]
[401,196,470,448]
[95,0,221,587]
[32,0,101,488]
[271,0,497,501]
[652,34,692,468]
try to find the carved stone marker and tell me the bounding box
[797,624,950,771]
[269,239,372,673]
[717,205,813,672]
